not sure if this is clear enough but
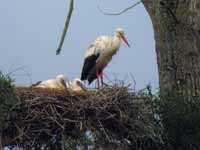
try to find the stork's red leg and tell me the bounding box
[100,71,104,87]
[96,69,100,89]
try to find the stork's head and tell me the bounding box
[115,28,130,47]
[56,74,68,88]
[73,78,87,91]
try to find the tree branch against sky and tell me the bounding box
[56,0,74,55]
[97,0,142,16]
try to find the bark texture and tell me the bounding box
[143,0,200,96]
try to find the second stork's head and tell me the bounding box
[115,28,130,47]
[72,78,87,91]
[56,74,68,88]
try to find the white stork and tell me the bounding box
[81,28,130,88]
[32,74,69,90]
[71,78,87,92]
[66,78,87,92]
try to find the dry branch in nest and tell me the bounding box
[1,85,163,149]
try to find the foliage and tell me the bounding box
[0,72,18,129]
[155,90,200,150]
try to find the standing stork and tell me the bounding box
[81,28,130,88]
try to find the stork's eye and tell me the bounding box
[120,32,124,35]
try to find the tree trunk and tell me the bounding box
[143,0,200,97]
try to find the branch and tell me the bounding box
[97,0,142,16]
[56,0,74,55]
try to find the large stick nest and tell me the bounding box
[1,85,162,149]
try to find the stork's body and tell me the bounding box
[32,74,68,90]
[81,28,130,88]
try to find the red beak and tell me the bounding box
[121,35,130,47]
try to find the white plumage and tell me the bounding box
[84,36,120,59]
[81,28,130,88]
[66,78,87,92]
[32,74,69,90]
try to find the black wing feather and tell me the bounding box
[31,81,42,87]
[87,67,103,84]
[81,54,100,81]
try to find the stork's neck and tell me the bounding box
[113,34,121,44]
[113,33,122,44]
[115,31,121,38]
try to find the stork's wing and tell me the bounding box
[81,53,100,81]
[31,81,42,87]
[84,36,109,58]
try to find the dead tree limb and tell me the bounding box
[56,0,74,55]
[97,0,142,16]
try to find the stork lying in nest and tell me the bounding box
[31,74,87,93]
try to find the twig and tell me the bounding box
[130,73,136,92]
[97,0,142,16]
[7,65,26,76]
[50,117,65,130]
[104,73,114,85]
[6,65,33,85]
[98,120,111,142]
[0,132,2,150]
[63,118,80,123]
[12,124,25,142]
[102,114,116,120]
[56,0,74,55]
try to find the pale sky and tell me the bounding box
[0,0,158,91]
